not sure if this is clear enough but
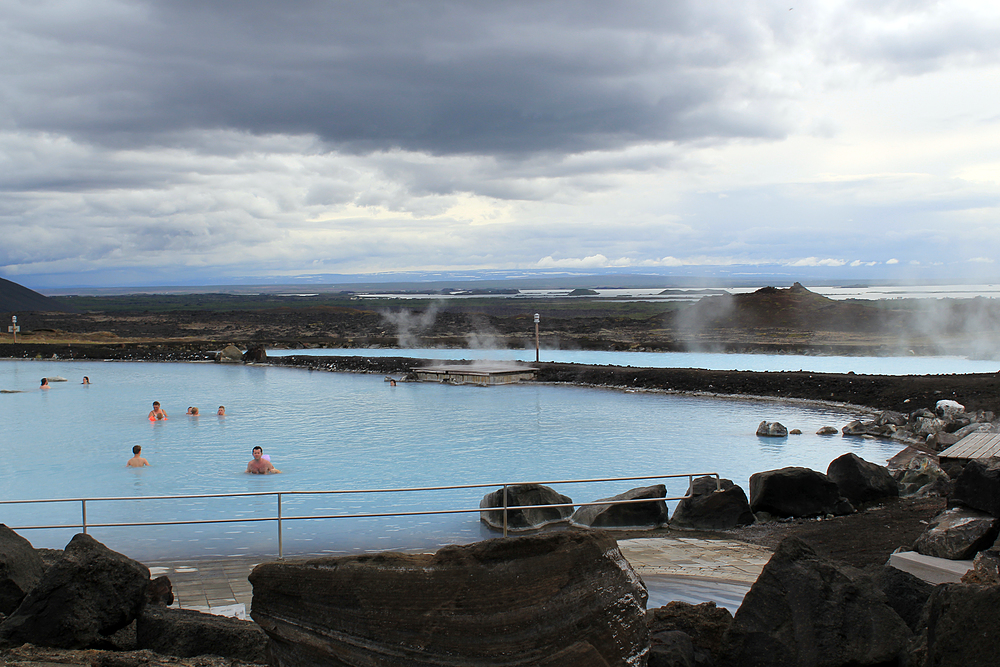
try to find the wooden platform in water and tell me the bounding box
[411,364,538,386]
[939,433,1000,461]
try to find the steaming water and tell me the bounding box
[2,359,903,564]
[268,347,1000,375]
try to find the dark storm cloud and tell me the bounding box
[3,0,796,156]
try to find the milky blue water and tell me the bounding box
[2,359,902,562]
[268,347,1000,375]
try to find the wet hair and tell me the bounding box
[252,446,263,454]
[152,401,160,407]
[191,407,199,415]
[132,445,141,454]
[40,378,47,385]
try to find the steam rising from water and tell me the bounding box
[672,290,1000,358]
[379,301,442,348]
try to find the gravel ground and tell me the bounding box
[719,496,947,569]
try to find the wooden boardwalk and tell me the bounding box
[939,433,1000,460]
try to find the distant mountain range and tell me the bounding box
[0,277,78,313]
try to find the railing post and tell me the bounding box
[502,484,508,538]
[277,493,283,559]
[81,499,87,534]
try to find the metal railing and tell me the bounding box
[1,473,720,558]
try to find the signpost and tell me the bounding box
[8,315,18,343]
[534,313,540,363]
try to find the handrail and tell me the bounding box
[1,473,720,558]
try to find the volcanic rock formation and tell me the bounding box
[249,530,649,666]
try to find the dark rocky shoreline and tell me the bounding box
[4,342,1000,414]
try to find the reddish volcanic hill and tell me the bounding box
[0,277,78,313]
[672,282,893,332]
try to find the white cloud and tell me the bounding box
[787,257,848,267]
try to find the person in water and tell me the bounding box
[40,378,49,389]
[187,406,199,415]
[217,406,226,416]
[82,376,90,384]
[246,446,280,474]
[148,401,168,420]
[127,445,149,467]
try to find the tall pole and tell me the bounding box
[534,313,539,363]
[8,315,17,343]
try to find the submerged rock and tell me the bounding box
[250,530,649,667]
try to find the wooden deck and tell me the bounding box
[939,433,1000,460]
[411,364,538,386]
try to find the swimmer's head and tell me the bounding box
[133,445,141,454]
[152,401,160,408]
[191,407,199,415]
[252,446,263,459]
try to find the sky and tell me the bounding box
[2,0,1000,289]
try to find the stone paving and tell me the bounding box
[618,536,772,583]
[148,535,773,617]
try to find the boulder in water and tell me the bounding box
[479,484,573,532]
[570,484,669,529]
[756,421,787,437]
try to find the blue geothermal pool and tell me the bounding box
[1,359,901,562]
